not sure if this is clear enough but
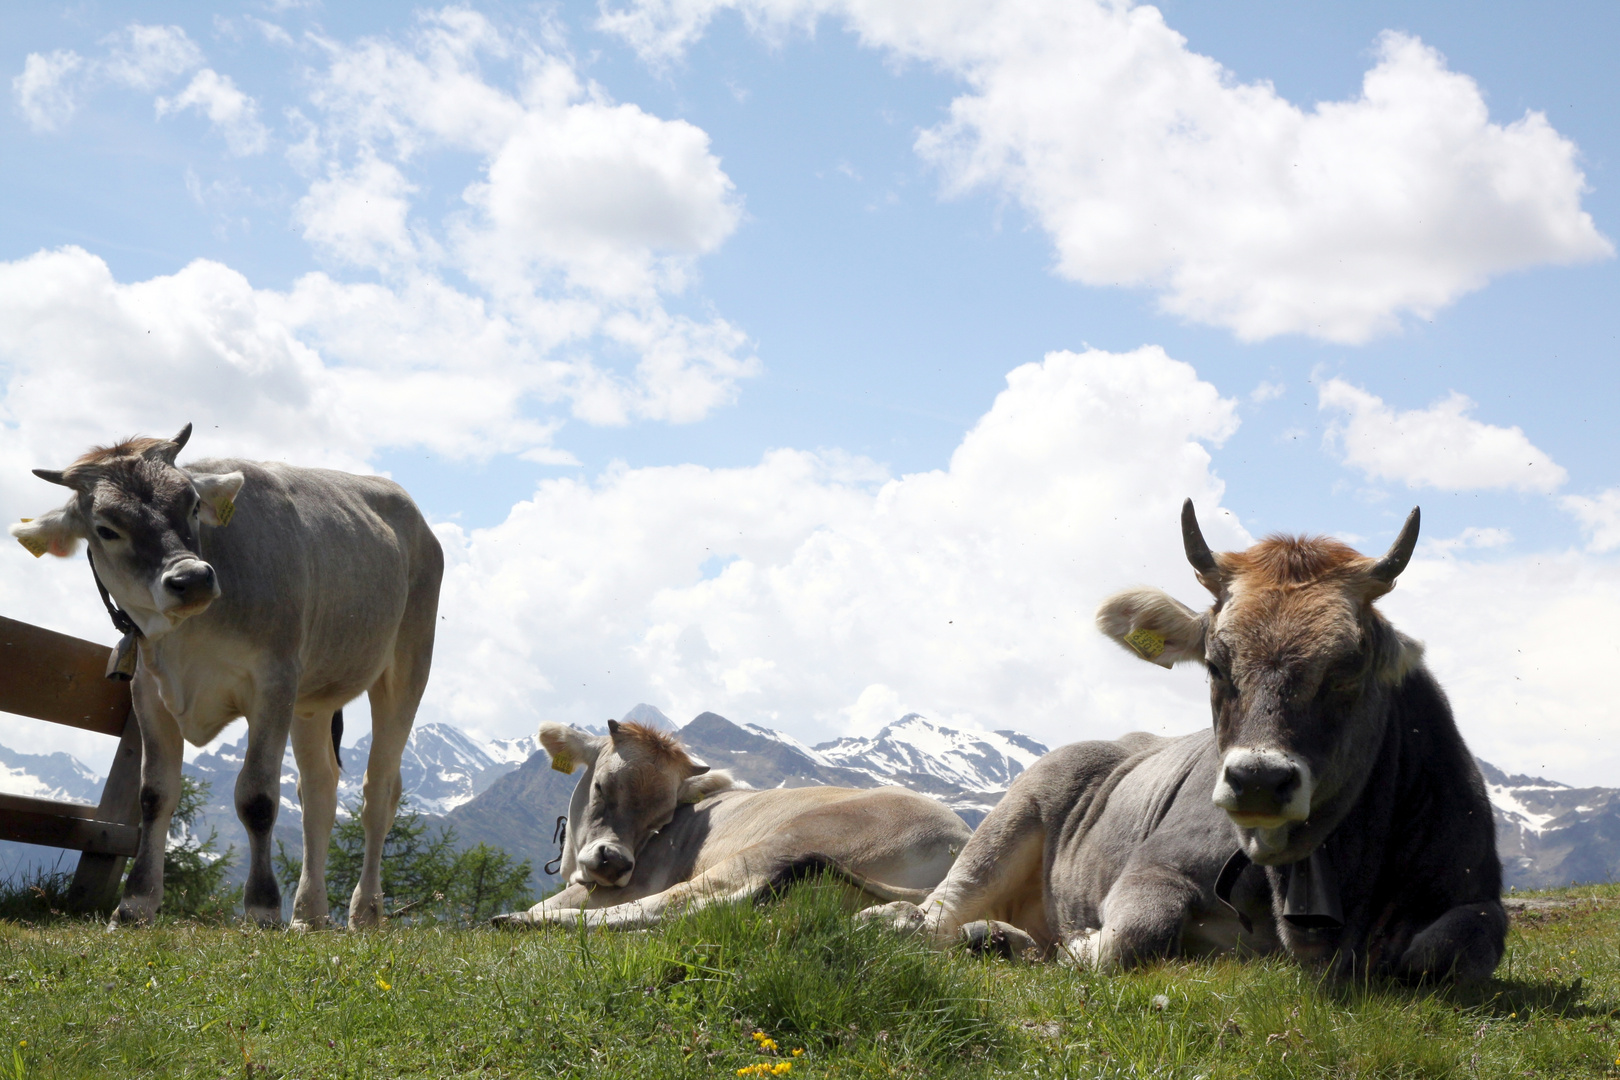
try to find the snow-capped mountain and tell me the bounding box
[0,744,102,806]
[1478,758,1620,890]
[813,714,1047,793]
[7,708,1619,893]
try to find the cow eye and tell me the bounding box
[1205,660,1227,683]
[95,526,121,541]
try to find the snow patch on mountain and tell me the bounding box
[814,714,1047,792]
[0,745,101,806]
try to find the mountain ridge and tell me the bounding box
[2,708,1614,893]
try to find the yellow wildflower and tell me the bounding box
[375,976,392,991]
[792,1048,804,1057]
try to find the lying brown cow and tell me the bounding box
[493,720,972,929]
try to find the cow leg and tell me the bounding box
[351,644,432,929]
[491,883,598,927]
[522,848,813,931]
[1397,900,1508,984]
[289,710,340,930]
[239,681,297,925]
[1065,865,1199,971]
[859,791,1047,949]
[111,672,183,927]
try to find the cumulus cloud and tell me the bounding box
[423,345,1246,752]
[155,69,270,155]
[292,9,755,421]
[295,155,421,269]
[1319,377,1568,493]
[603,0,1611,342]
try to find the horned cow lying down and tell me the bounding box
[860,502,1505,983]
[493,720,973,930]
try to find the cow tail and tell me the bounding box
[332,709,344,773]
[764,854,935,905]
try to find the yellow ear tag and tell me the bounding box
[550,751,574,773]
[16,522,48,558]
[1124,627,1167,661]
[214,498,236,527]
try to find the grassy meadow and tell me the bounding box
[1,879,1617,1079]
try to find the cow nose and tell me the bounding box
[1223,756,1300,806]
[582,844,634,883]
[163,562,216,598]
[1214,748,1312,822]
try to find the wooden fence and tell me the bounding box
[0,614,142,911]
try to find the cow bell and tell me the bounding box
[105,630,139,681]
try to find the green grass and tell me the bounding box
[2,880,1619,1078]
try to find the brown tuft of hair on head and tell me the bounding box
[615,721,696,768]
[1226,535,1369,587]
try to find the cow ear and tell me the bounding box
[190,471,245,527]
[1370,622,1425,685]
[538,721,603,774]
[9,504,85,559]
[1096,587,1206,669]
[678,770,733,804]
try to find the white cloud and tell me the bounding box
[100,24,203,91]
[1250,380,1285,404]
[295,155,420,269]
[13,24,202,133]
[1319,377,1567,493]
[12,51,84,131]
[1386,551,1620,787]
[156,69,270,155]
[424,345,1245,752]
[603,0,1611,342]
[459,81,742,298]
[292,10,755,421]
[1561,489,1620,553]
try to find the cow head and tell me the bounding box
[10,424,245,637]
[540,719,732,889]
[1097,500,1423,865]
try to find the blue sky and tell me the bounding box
[2,1,1618,785]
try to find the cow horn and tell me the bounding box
[32,468,72,488]
[149,423,193,466]
[1182,499,1220,588]
[1370,507,1421,584]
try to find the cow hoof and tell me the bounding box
[961,920,1037,962]
[1058,929,1103,969]
[854,901,925,935]
[348,900,382,930]
[289,916,330,932]
[491,912,534,930]
[110,899,157,928]
[244,904,283,928]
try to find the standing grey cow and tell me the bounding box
[11,426,442,928]
[863,501,1505,982]
[493,720,972,929]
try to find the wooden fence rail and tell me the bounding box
[0,614,143,912]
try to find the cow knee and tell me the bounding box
[238,791,277,835]
[1399,902,1507,984]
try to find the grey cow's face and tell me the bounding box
[1204,581,1398,858]
[541,720,714,890]
[10,425,245,636]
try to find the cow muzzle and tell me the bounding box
[1213,748,1313,830]
[157,558,220,620]
[576,841,635,888]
